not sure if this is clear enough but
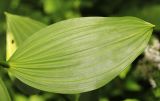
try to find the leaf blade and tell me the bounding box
[6,13,47,60]
[0,77,11,101]
[8,17,154,94]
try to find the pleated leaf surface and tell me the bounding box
[8,17,154,94]
[6,13,47,60]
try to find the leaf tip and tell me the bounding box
[145,21,155,28]
[4,12,13,20]
[4,12,12,17]
[4,12,20,20]
[4,11,9,15]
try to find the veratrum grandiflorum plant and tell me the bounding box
[0,13,155,100]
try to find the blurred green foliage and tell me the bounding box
[0,0,160,101]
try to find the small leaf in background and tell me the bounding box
[123,98,139,101]
[119,65,131,79]
[43,0,60,14]
[99,98,109,101]
[5,13,47,60]
[29,95,44,101]
[42,0,80,21]
[8,16,154,94]
[153,88,160,97]
[14,94,27,101]
[125,80,141,91]
[0,77,11,101]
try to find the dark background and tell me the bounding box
[0,0,160,101]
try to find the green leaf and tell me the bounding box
[0,77,11,101]
[119,65,131,79]
[118,5,160,30]
[43,0,60,14]
[8,17,154,94]
[5,13,47,60]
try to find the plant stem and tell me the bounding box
[0,61,9,68]
[75,94,80,101]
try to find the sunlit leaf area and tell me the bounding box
[0,0,160,101]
